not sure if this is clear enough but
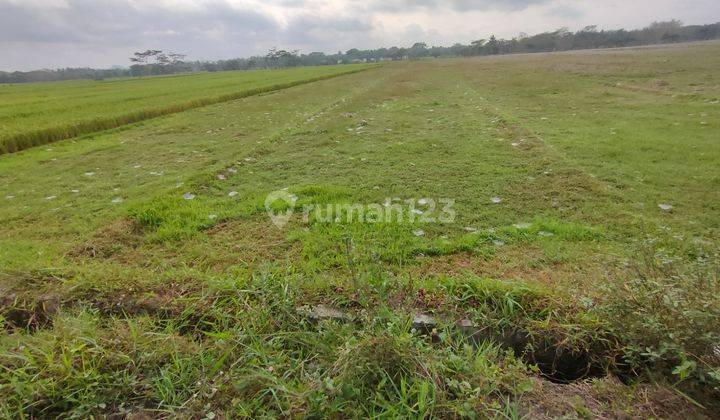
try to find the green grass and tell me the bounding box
[0,64,374,154]
[1,42,719,417]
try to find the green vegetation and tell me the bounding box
[1,42,719,417]
[0,64,373,154]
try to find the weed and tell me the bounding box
[596,246,720,395]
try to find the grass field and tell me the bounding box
[0,42,719,418]
[0,64,373,154]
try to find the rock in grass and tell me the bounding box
[228,191,238,197]
[456,319,491,342]
[658,203,673,211]
[412,314,438,332]
[457,318,474,329]
[493,240,506,246]
[413,229,425,237]
[183,193,196,200]
[491,196,502,204]
[111,197,123,204]
[297,305,349,323]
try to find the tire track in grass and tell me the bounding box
[0,65,403,273]
[455,74,653,242]
[119,65,412,243]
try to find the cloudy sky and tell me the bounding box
[1,0,719,71]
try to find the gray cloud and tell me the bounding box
[280,13,374,52]
[545,4,585,19]
[366,0,552,13]
[0,0,278,45]
[1,0,719,71]
[290,15,372,32]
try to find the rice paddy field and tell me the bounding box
[0,64,373,154]
[0,42,719,418]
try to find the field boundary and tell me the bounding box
[0,65,378,155]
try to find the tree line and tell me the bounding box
[2,20,718,84]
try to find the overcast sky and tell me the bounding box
[1,0,719,71]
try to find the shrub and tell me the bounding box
[596,246,720,393]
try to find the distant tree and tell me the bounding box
[167,53,186,65]
[386,46,403,60]
[265,48,301,68]
[345,48,362,62]
[130,50,163,65]
[409,42,428,59]
[469,39,486,55]
[696,24,720,40]
[130,50,166,76]
[640,20,683,44]
[647,20,683,30]
[486,35,500,54]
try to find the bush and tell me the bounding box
[597,246,720,393]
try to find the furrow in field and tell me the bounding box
[0,65,376,155]
[454,52,720,243]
